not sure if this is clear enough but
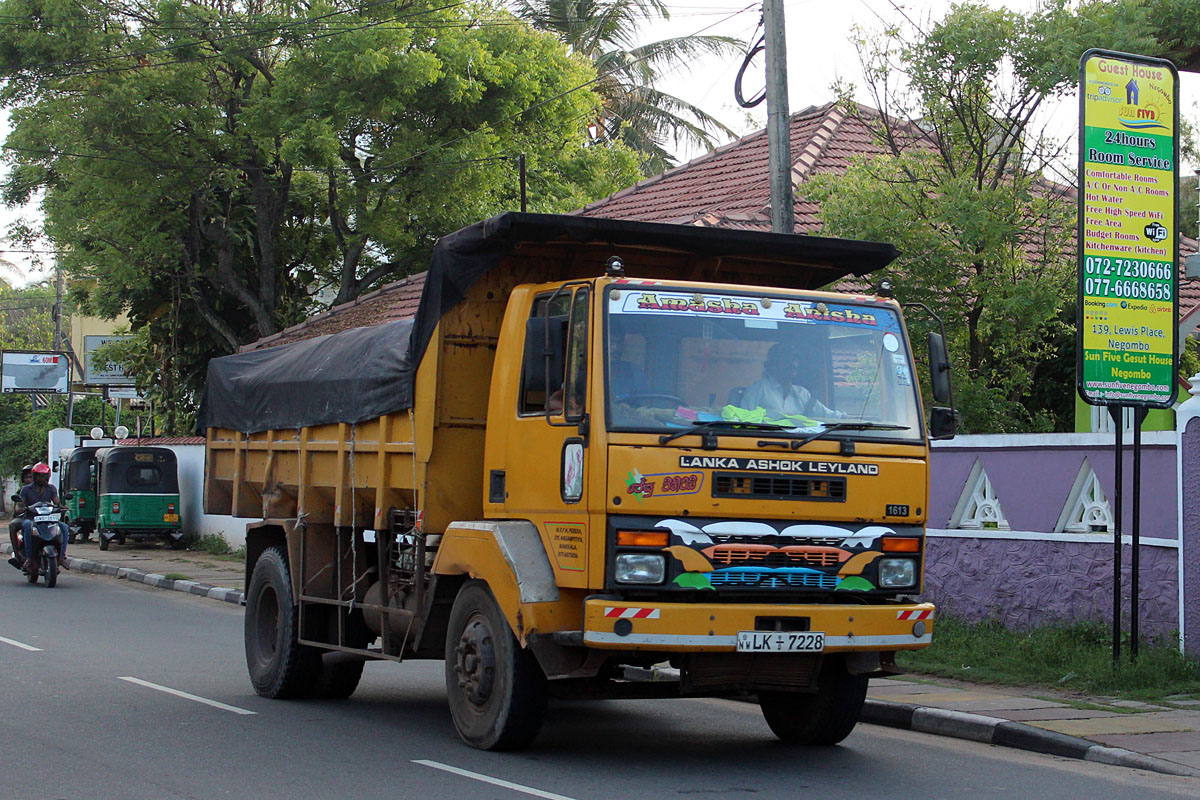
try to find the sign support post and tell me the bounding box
[1109,405,1123,667]
[1078,50,1179,665]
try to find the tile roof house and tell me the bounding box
[241,273,426,351]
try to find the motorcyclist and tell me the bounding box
[7,465,33,570]
[19,462,69,572]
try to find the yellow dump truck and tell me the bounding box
[202,213,955,750]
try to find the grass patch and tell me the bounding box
[163,573,191,581]
[897,616,1200,702]
[190,534,245,561]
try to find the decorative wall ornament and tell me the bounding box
[1055,457,1114,533]
[947,458,1010,530]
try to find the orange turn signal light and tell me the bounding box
[881,537,920,553]
[617,530,669,547]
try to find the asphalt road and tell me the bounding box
[2,570,1199,800]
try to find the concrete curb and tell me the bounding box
[863,699,1200,778]
[2,543,244,606]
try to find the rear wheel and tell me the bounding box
[98,532,110,551]
[444,581,547,750]
[244,545,321,698]
[758,656,868,745]
[25,556,37,583]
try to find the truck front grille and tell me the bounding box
[707,568,840,589]
[712,472,846,502]
[704,544,850,568]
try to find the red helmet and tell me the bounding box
[31,463,50,475]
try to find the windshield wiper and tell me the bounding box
[790,421,911,450]
[658,419,792,446]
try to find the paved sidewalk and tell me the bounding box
[5,535,1199,779]
[865,676,1200,777]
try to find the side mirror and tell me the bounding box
[63,492,74,501]
[10,495,19,504]
[930,406,958,440]
[928,332,952,404]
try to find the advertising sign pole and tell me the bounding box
[1078,50,1179,664]
[1109,406,1123,667]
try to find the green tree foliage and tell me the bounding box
[804,2,1155,433]
[0,0,641,415]
[514,0,742,174]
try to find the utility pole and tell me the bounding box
[764,0,793,234]
[53,265,63,351]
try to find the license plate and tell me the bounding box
[34,514,60,523]
[163,514,179,523]
[736,631,825,653]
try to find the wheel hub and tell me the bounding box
[454,616,496,706]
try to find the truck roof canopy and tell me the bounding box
[200,213,897,434]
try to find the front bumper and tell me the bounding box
[582,599,934,652]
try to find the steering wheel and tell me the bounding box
[620,393,688,409]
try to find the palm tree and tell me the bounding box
[513,0,743,174]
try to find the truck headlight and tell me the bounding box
[878,558,916,588]
[615,553,665,584]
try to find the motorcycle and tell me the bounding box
[20,501,66,588]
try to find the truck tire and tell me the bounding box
[758,656,868,745]
[444,581,547,750]
[313,657,365,699]
[245,545,321,699]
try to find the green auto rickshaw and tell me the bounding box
[61,446,102,543]
[95,446,185,550]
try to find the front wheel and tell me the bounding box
[43,554,57,588]
[444,581,547,750]
[244,545,321,698]
[759,656,868,745]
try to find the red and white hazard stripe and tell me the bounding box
[604,607,661,619]
[896,609,933,621]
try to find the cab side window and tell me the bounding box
[519,289,589,418]
[519,293,571,415]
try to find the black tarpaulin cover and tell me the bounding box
[200,319,415,433]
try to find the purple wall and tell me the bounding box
[923,538,1179,640]
[930,441,1178,539]
[1182,418,1200,656]
[922,435,1183,647]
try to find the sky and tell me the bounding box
[4,0,1200,281]
[642,0,1200,166]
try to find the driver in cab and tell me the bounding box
[20,462,69,572]
[741,342,844,421]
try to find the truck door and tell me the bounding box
[500,284,592,588]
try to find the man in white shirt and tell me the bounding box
[741,342,843,420]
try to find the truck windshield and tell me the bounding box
[605,287,922,441]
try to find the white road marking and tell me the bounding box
[118,677,257,715]
[414,760,578,800]
[0,635,41,652]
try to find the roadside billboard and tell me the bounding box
[0,351,70,394]
[1077,49,1179,408]
[84,334,134,385]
